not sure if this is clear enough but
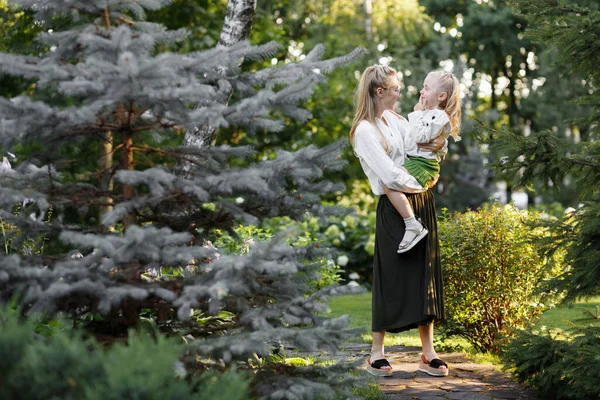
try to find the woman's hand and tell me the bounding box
[414,97,427,111]
[418,134,446,152]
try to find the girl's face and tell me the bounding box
[420,75,444,109]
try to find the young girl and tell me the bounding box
[387,70,462,253]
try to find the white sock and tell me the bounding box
[403,216,421,230]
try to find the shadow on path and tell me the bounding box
[344,344,538,400]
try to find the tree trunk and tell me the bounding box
[364,0,374,43]
[503,64,519,128]
[491,67,498,111]
[180,0,257,155]
[99,131,114,232]
[363,0,378,58]
[218,0,257,48]
[121,128,135,231]
[99,9,114,231]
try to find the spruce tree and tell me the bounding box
[0,0,365,397]
[482,0,600,397]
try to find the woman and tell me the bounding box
[349,65,448,377]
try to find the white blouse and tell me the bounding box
[405,109,451,161]
[353,110,425,195]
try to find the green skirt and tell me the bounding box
[371,190,445,333]
[403,156,440,188]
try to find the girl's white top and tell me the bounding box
[353,110,426,195]
[405,109,451,162]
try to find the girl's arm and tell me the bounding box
[407,109,450,144]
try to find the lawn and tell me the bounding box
[327,291,600,359]
[327,292,422,347]
[536,296,600,331]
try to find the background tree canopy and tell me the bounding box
[141,0,590,214]
[2,0,589,214]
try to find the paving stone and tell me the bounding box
[454,371,486,379]
[378,378,413,387]
[483,374,513,384]
[389,371,414,379]
[487,390,521,399]
[489,384,519,390]
[455,363,497,372]
[386,345,422,353]
[414,376,460,384]
[446,392,493,400]
[457,384,488,392]
[462,380,493,387]
[382,394,414,400]
[398,387,448,396]
[438,382,489,392]
[406,382,435,389]
[439,383,462,392]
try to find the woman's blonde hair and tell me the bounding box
[427,70,461,141]
[349,65,398,154]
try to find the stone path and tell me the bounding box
[297,344,539,399]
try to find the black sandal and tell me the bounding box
[366,358,393,377]
[418,357,449,377]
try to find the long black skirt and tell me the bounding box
[371,190,445,333]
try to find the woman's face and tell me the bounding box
[380,76,400,109]
[420,75,441,109]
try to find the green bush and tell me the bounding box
[439,203,563,352]
[502,327,600,399]
[0,309,249,400]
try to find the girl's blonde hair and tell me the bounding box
[427,70,461,141]
[349,65,398,154]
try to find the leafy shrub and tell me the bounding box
[439,203,563,352]
[502,327,600,399]
[0,309,249,400]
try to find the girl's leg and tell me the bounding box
[383,186,412,218]
[383,187,428,253]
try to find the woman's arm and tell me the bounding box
[384,109,447,159]
[354,124,425,192]
[418,134,447,154]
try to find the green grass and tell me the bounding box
[326,292,600,363]
[536,296,600,331]
[352,382,385,400]
[327,292,422,347]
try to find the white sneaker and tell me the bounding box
[397,222,428,253]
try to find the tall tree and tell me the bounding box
[0,0,365,397]
[485,0,600,298]
[491,1,600,396]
